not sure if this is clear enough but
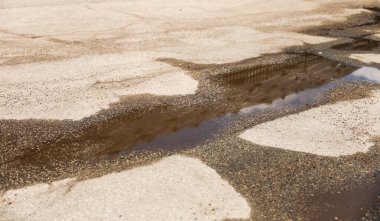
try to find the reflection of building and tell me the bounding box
[221,56,311,85]
[332,39,379,51]
[219,55,357,103]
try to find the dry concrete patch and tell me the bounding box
[0,53,198,120]
[367,33,380,41]
[239,90,380,157]
[167,27,336,64]
[0,155,251,221]
[350,53,380,65]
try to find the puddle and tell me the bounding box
[346,67,380,82]
[120,111,234,156]
[240,66,380,113]
[309,172,380,221]
[219,55,355,104]
[115,56,380,157]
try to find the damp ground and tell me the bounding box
[1,10,380,220]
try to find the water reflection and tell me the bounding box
[331,38,379,51]
[125,65,380,154]
[239,88,324,114]
[241,66,380,114]
[346,67,380,83]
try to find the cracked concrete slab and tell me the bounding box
[0,53,198,120]
[0,155,251,221]
[239,89,380,157]
[350,53,380,65]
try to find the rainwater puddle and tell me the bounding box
[117,56,380,156]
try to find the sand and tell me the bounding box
[0,0,374,120]
[239,90,380,157]
[0,155,251,221]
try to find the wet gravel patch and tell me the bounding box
[186,83,380,220]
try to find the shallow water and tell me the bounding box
[119,57,380,156]
[241,66,380,113]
